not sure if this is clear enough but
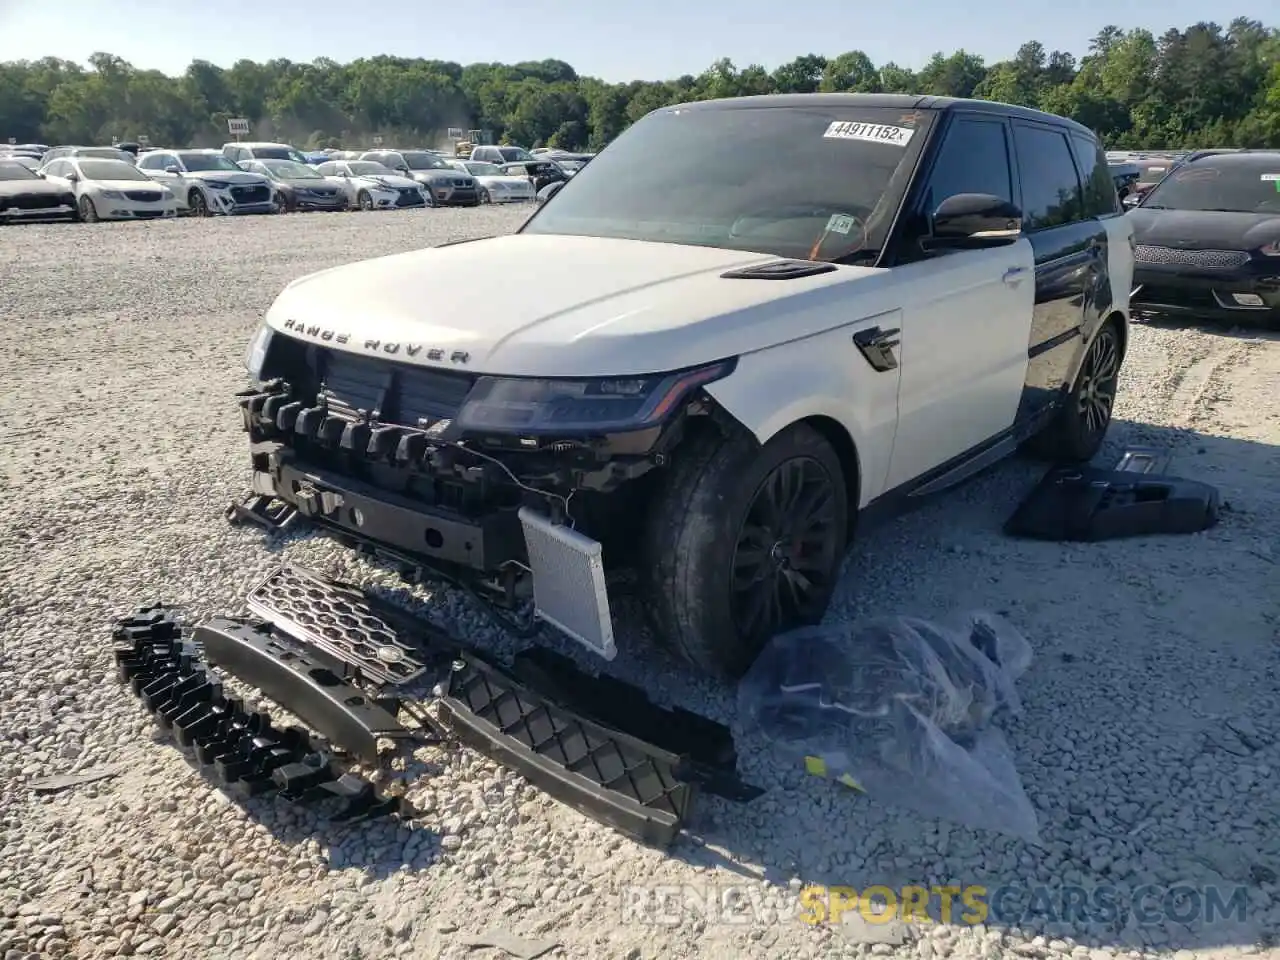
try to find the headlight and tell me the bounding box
[1258,241,1280,257]
[244,323,274,378]
[454,360,736,435]
[100,190,125,200]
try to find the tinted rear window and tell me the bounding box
[1143,158,1280,214]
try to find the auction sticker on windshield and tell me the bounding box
[824,121,915,146]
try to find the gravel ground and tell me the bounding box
[1,209,1277,960]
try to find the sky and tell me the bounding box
[0,0,1273,83]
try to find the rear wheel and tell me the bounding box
[1025,320,1122,462]
[78,195,98,223]
[641,423,849,678]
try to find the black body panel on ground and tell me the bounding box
[112,565,758,844]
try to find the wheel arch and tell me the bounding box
[795,414,862,531]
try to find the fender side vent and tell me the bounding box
[720,260,838,280]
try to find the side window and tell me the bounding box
[46,161,68,177]
[923,117,1013,208]
[138,153,158,169]
[1071,136,1120,218]
[1012,124,1084,230]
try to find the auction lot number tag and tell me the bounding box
[824,121,915,147]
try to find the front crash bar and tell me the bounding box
[195,618,411,764]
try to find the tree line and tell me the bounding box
[2,19,1278,153]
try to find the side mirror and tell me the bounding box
[1122,193,1141,208]
[164,165,181,175]
[539,181,566,204]
[65,171,79,183]
[926,193,1022,250]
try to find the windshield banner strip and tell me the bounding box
[823,121,915,146]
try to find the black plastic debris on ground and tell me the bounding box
[1005,458,1221,543]
[112,606,400,822]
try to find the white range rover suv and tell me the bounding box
[237,94,1135,678]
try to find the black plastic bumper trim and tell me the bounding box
[439,653,694,847]
[112,607,399,821]
[196,618,408,763]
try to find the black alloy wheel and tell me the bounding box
[357,190,373,210]
[188,189,209,217]
[78,195,98,223]
[1077,324,1121,437]
[729,456,842,641]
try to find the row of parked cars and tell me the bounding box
[0,139,593,223]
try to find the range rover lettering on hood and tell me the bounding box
[280,318,470,363]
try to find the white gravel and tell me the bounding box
[1,209,1277,960]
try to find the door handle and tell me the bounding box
[852,326,901,372]
[1002,267,1029,285]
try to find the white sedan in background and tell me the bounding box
[38,157,178,222]
[313,160,431,210]
[449,160,536,204]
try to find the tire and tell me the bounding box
[479,188,492,205]
[1024,320,1123,462]
[640,422,849,678]
[188,189,209,217]
[357,190,373,211]
[275,193,290,214]
[78,195,99,223]
[335,197,348,212]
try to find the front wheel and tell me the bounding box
[479,188,492,205]
[641,423,849,678]
[275,193,290,214]
[1024,320,1122,462]
[188,189,209,217]
[78,195,99,223]
[357,190,373,211]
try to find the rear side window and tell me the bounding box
[1012,124,1084,230]
[1071,136,1120,217]
[921,116,1014,211]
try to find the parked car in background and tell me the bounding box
[469,144,534,164]
[39,157,177,222]
[5,155,41,172]
[498,158,571,193]
[40,145,137,166]
[538,150,594,174]
[448,160,536,203]
[1128,150,1280,325]
[1130,158,1177,201]
[239,159,349,212]
[358,150,479,205]
[222,141,309,165]
[137,148,274,216]
[0,159,78,223]
[313,160,430,210]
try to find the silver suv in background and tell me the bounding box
[137,149,274,216]
[221,141,310,165]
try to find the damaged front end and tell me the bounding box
[235,322,734,659]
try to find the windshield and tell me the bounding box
[522,104,934,261]
[251,146,307,163]
[349,161,395,176]
[1142,159,1280,214]
[498,146,533,162]
[0,162,38,181]
[465,161,503,177]
[1136,162,1171,185]
[177,152,239,172]
[263,160,322,180]
[402,152,451,170]
[79,159,150,181]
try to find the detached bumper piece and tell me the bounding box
[439,653,696,848]
[1005,463,1221,542]
[111,607,402,821]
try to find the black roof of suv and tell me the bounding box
[670,93,1099,139]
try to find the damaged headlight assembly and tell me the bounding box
[453,359,737,435]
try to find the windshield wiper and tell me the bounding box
[831,248,880,265]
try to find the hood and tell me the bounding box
[282,178,339,191]
[0,179,69,197]
[186,170,269,186]
[1128,208,1280,251]
[357,174,419,190]
[264,234,892,377]
[89,179,171,194]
